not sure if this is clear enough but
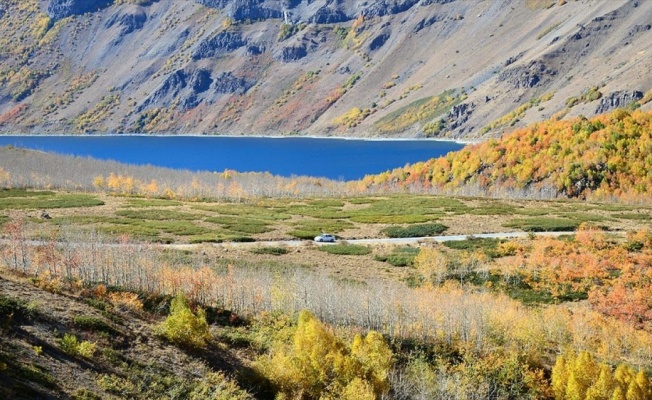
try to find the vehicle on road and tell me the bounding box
[314,234,336,242]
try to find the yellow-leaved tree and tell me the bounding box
[157,295,210,349]
[256,310,393,399]
[552,351,652,400]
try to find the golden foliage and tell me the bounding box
[364,109,652,200]
[157,295,210,348]
[256,310,393,399]
[552,351,652,400]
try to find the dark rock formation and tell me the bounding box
[192,31,247,60]
[420,0,456,5]
[628,24,651,36]
[363,0,421,18]
[105,10,147,35]
[246,44,265,55]
[141,69,217,111]
[213,72,252,94]
[145,70,187,108]
[194,0,230,8]
[413,15,441,33]
[189,69,213,94]
[229,1,282,21]
[194,0,455,25]
[595,91,643,114]
[369,31,390,51]
[0,5,5,19]
[446,102,474,130]
[498,61,556,89]
[504,52,524,67]
[46,0,114,21]
[277,45,307,62]
[311,7,349,24]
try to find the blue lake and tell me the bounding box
[0,136,464,180]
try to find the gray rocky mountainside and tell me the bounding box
[0,0,651,138]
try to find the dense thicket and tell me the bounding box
[363,109,652,201]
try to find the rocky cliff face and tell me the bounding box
[0,0,650,137]
[46,0,114,21]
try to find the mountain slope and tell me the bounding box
[361,108,652,200]
[0,0,651,138]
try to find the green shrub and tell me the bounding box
[0,194,104,210]
[375,247,419,267]
[16,363,57,389]
[59,333,96,358]
[502,218,578,232]
[188,371,254,400]
[158,295,210,348]
[381,223,448,238]
[250,246,289,256]
[318,244,371,256]
[443,238,503,256]
[73,388,102,400]
[73,315,117,336]
[0,296,37,330]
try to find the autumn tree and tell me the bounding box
[158,295,210,348]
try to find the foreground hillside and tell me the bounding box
[0,0,651,138]
[363,109,652,201]
[2,189,652,399]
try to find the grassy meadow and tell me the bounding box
[2,167,652,399]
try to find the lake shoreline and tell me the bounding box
[0,133,479,145]
[0,135,465,180]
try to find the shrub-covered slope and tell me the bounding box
[0,0,651,137]
[362,109,652,200]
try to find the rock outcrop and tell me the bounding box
[369,31,390,51]
[277,45,308,62]
[595,91,643,114]
[46,0,114,21]
[193,32,247,60]
[105,10,147,35]
[498,61,556,89]
[213,72,253,94]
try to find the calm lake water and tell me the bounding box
[0,136,464,180]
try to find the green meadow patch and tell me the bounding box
[0,194,104,210]
[122,198,182,208]
[442,237,503,256]
[612,213,651,221]
[374,247,420,267]
[381,223,448,238]
[503,217,579,232]
[0,189,54,198]
[250,246,290,256]
[288,219,354,239]
[318,244,371,256]
[115,209,200,221]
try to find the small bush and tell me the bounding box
[318,244,371,256]
[59,333,96,358]
[374,247,420,267]
[73,316,117,335]
[108,291,143,312]
[0,296,37,330]
[73,388,102,400]
[250,246,289,256]
[381,223,448,238]
[502,218,578,232]
[16,363,56,388]
[443,237,503,256]
[158,295,210,348]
